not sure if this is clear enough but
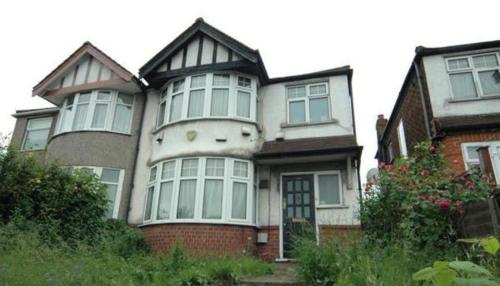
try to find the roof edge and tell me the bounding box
[267,66,352,85]
[12,107,59,118]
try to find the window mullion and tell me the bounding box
[107,91,117,130]
[182,77,191,119]
[472,70,483,98]
[86,91,97,129]
[206,74,213,117]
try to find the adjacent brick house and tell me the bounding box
[10,18,363,261]
[376,40,500,186]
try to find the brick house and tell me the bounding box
[376,40,500,186]
[9,18,362,261]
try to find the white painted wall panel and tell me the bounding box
[87,59,101,83]
[201,38,214,65]
[74,57,89,85]
[170,50,183,70]
[216,44,229,63]
[100,66,112,81]
[185,38,199,67]
[423,53,500,117]
[62,69,74,88]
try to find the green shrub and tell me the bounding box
[362,141,491,249]
[0,148,108,245]
[294,238,340,285]
[98,219,150,257]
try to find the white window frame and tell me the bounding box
[446,52,500,100]
[142,157,254,226]
[315,170,344,208]
[56,90,134,135]
[397,120,408,158]
[22,117,52,151]
[461,141,500,185]
[157,72,257,127]
[286,82,331,124]
[72,166,125,219]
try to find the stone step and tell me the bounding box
[239,263,304,286]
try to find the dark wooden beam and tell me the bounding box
[181,47,187,68]
[228,50,233,62]
[212,41,218,64]
[197,35,204,66]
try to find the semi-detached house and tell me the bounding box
[10,18,362,261]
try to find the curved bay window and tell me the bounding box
[57,90,134,134]
[143,157,255,225]
[157,73,257,127]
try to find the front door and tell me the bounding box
[282,175,316,258]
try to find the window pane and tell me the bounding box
[206,158,224,177]
[177,180,197,219]
[190,75,206,88]
[72,103,89,130]
[233,161,248,177]
[478,70,500,95]
[173,79,185,93]
[169,94,183,121]
[181,159,198,177]
[158,102,166,126]
[211,89,229,116]
[144,186,154,221]
[104,183,118,218]
[188,90,205,117]
[238,76,251,88]
[287,86,306,98]
[236,90,251,118]
[91,103,108,128]
[289,101,306,123]
[97,91,111,101]
[78,93,91,103]
[310,84,327,96]
[112,104,132,132]
[203,179,223,219]
[473,54,499,68]
[60,106,73,132]
[213,74,230,86]
[232,182,247,219]
[318,174,340,205]
[101,169,120,183]
[466,146,481,160]
[309,97,329,123]
[66,94,75,106]
[117,94,133,105]
[448,58,469,70]
[157,182,173,219]
[450,72,478,99]
[23,129,50,150]
[149,166,157,182]
[161,161,175,180]
[28,118,52,129]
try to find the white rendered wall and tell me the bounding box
[259,75,354,141]
[423,53,500,118]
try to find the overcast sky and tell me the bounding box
[1,0,499,180]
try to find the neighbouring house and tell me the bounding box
[10,18,362,261]
[375,40,500,236]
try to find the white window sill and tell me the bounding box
[138,220,257,228]
[316,205,349,209]
[448,95,500,103]
[51,129,132,140]
[153,117,259,134]
[280,118,338,129]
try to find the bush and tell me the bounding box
[98,219,150,257]
[361,141,491,249]
[0,148,108,245]
[294,238,340,285]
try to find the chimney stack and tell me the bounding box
[376,114,388,142]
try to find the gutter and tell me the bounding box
[413,61,431,138]
[126,89,148,224]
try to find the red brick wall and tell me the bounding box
[318,225,362,243]
[142,224,257,257]
[256,225,279,261]
[439,130,500,175]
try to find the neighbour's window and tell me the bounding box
[447,53,500,99]
[462,144,486,170]
[287,82,330,124]
[318,173,341,206]
[397,120,408,157]
[58,90,134,134]
[144,157,253,224]
[22,117,52,150]
[157,73,256,126]
[387,142,394,162]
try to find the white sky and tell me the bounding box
[1,0,499,181]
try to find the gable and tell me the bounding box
[33,42,139,102]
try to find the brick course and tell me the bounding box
[256,225,279,261]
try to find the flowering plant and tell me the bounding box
[361,141,491,249]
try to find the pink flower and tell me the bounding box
[378,162,386,169]
[465,181,475,190]
[385,164,394,172]
[439,199,450,210]
[429,145,437,155]
[420,170,430,177]
[428,195,437,203]
[400,165,409,174]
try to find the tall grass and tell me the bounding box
[0,223,271,286]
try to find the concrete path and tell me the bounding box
[239,263,304,286]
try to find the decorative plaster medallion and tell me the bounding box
[186,130,197,141]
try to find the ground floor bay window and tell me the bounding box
[143,157,255,225]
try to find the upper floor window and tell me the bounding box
[58,90,134,134]
[22,117,52,150]
[447,53,500,100]
[397,120,408,158]
[287,82,330,124]
[157,73,256,127]
[143,157,254,225]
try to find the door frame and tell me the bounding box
[279,172,319,260]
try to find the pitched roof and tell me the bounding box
[32,41,139,97]
[255,135,361,158]
[139,18,268,79]
[434,114,500,132]
[268,66,352,84]
[12,107,59,118]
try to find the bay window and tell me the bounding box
[447,52,500,99]
[58,90,134,134]
[287,82,331,124]
[157,73,256,126]
[144,157,254,225]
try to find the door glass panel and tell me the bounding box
[303,180,310,191]
[287,194,294,205]
[303,193,310,204]
[295,207,302,218]
[295,193,302,204]
[294,179,301,191]
[287,180,293,192]
[287,207,294,218]
[304,206,311,218]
